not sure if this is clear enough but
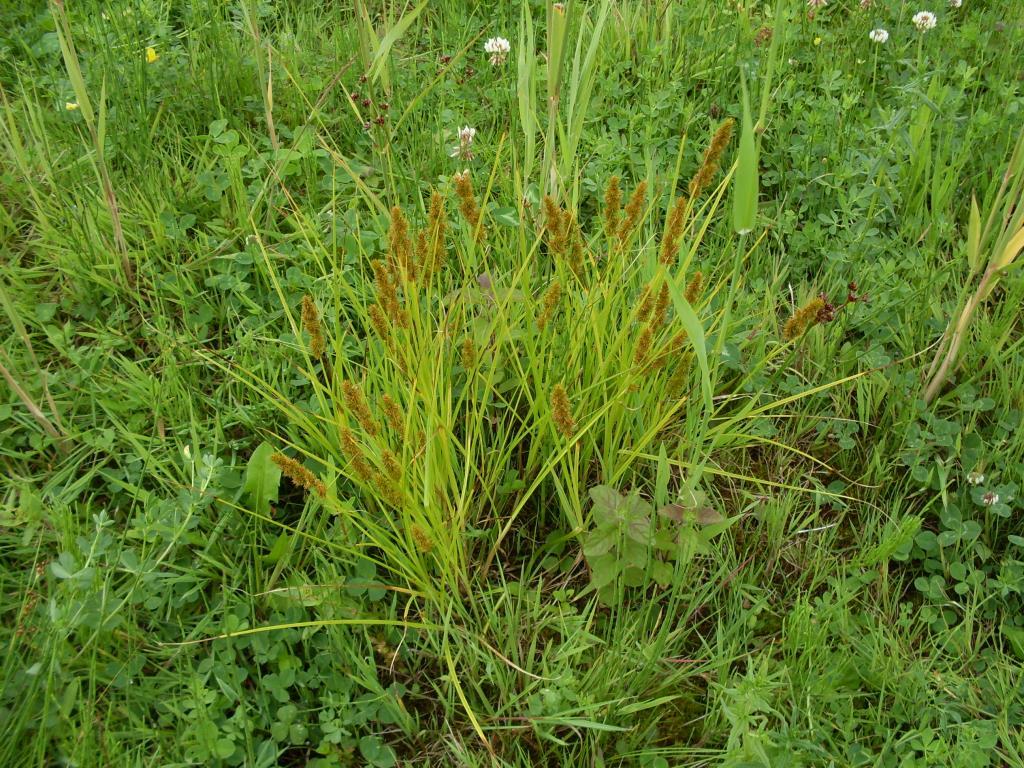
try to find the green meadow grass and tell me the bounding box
[2,1,1023,766]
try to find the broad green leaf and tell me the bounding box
[264,533,291,564]
[621,564,646,587]
[589,553,618,590]
[583,526,616,557]
[589,485,623,525]
[243,442,282,515]
[650,559,673,586]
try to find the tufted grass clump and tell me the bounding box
[259,142,748,607]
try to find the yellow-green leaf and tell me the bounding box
[967,194,981,274]
[995,226,1024,271]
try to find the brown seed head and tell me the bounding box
[381,448,402,480]
[551,383,576,439]
[636,281,654,323]
[380,394,403,434]
[783,296,827,340]
[689,118,735,199]
[536,280,562,331]
[340,427,375,483]
[543,196,568,256]
[634,324,654,366]
[425,190,448,275]
[342,380,379,436]
[461,336,477,369]
[653,282,671,326]
[372,259,404,327]
[301,295,326,359]
[411,524,434,552]
[665,353,693,399]
[567,213,585,276]
[389,205,415,281]
[659,196,688,267]
[272,452,327,497]
[618,180,648,243]
[684,271,704,304]
[453,170,483,240]
[603,176,622,239]
[368,303,391,344]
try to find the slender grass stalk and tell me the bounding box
[923,129,1024,403]
[50,0,131,284]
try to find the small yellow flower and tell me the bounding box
[65,101,79,111]
[813,36,822,46]
[146,46,159,63]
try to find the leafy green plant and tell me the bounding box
[582,483,732,604]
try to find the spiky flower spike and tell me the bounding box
[566,212,585,276]
[301,295,326,359]
[414,229,428,275]
[651,330,687,370]
[618,180,648,244]
[461,336,477,369]
[689,117,735,200]
[684,271,704,304]
[411,523,434,553]
[453,170,483,241]
[653,282,671,326]
[339,427,375,483]
[665,352,693,399]
[342,380,379,436]
[551,383,576,439]
[536,280,562,331]
[543,195,568,256]
[379,394,403,434]
[381,449,402,480]
[634,324,654,366]
[372,260,399,319]
[368,303,392,345]
[783,296,826,341]
[636,282,655,324]
[659,196,688,267]
[603,176,622,239]
[424,190,448,277]
[389,205,415,281]
[272,452,327,497]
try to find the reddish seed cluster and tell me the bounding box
[816,282,869,325]
[351,77,390,131]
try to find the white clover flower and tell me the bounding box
[982,491,999,507]
[807,0,827,7]
[450,126,476,160]
[966,471,985,485]
[912,11,937,31]
[869,28,889,43]
[484,36,511,66]
[859,0,872,7]
[948,0,962,7]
